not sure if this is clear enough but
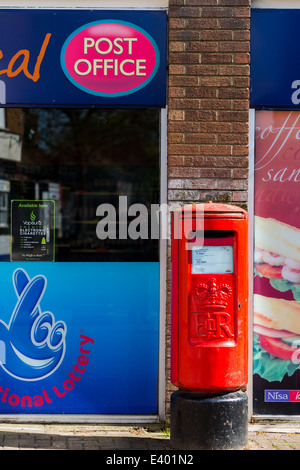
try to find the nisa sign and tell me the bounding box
[0,9,167,107]
[265,390,300,402]
[265,390,290,402]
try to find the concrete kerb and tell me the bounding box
[0,422,299,450]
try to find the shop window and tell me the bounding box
[0,108,160,262]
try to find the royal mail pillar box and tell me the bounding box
[170,202,248,450]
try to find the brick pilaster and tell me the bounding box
[165,0,250,419]
[168,0,250,207]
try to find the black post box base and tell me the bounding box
[170,389,248,450]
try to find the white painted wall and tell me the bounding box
[0,0,168,8]
[252,0,300,8]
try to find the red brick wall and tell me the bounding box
[166,0,250,418]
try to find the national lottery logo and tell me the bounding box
[0,268,67,381]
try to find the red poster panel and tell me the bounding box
[254,111,300,415]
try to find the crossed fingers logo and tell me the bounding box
[0,268,67,381]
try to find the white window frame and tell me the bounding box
[0,109,5,129]
[248,109,255,421]
[252,0,300,8]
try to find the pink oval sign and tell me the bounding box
[61,20,160,97]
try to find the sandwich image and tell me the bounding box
[254,216,300,299]
[253,294,300,381]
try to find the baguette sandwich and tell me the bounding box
[253,294,300,380]
[254,216,300,299]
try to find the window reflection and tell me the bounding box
[0,108,160,261]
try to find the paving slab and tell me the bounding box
[0,423,298,450]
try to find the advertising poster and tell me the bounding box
[0,262,159,414]
[254,111,300,414]
[11,200,55,262]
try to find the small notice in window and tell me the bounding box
[11,200,55,262]
[192,245,233,274]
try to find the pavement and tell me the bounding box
[0,422,299,451]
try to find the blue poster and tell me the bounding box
[251,9,300,107]
[0,262,159,414]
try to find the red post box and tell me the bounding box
[171,202,248,393]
